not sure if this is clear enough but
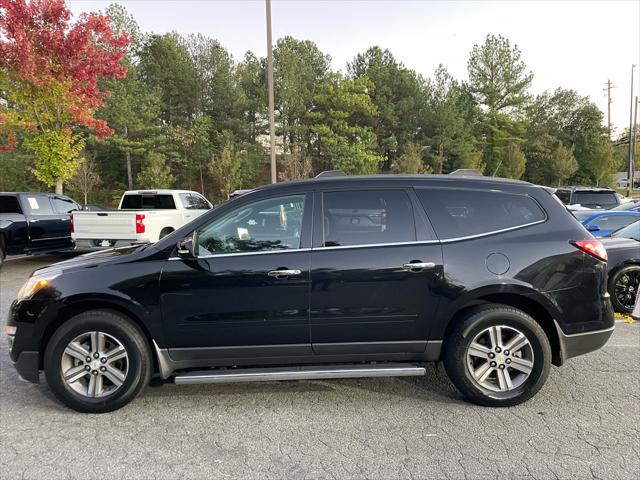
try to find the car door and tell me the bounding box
[160,192,313,361]
[309,187,443,355]
[21,194,64,251]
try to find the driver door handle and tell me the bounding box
[402,262,436,272]
[268,269,302,278]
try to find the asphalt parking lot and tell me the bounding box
[0,255,638,480]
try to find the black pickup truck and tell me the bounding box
[0,192,80,265]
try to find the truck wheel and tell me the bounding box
[159,227,174,239]
[44,310,152,413]
[443,305,551,407]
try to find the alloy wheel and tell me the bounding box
[466,325,535,392]
[60,331,129,398]
[614,269,640,311]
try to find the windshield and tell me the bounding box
[612,220,640,241]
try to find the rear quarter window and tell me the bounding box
[415,188,546,240]
[0,196,22,214]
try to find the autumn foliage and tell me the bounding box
[0,0,129,188]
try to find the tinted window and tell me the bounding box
[416,188,546,239]
[572,192,618,208]
[0,196,21,214]
[589,215,639,231]
[23,195,53,215]
[196,195,305,256]
[121,194,176,209]
[322,190,415,247]
[555,190,571,204]
[612,220,640,241]
[51,196,78,214]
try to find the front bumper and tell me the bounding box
[12,351,40,384]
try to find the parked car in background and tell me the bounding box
[601,220,640,313]
[0,192,79,266]
[555,186,620,210]
[610,200,640,212]
[7,174,615,412]
[71,190,212,250]
[574,211,640,237]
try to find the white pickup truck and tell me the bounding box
[71,190,212,250]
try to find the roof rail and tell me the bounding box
[315,170,347,178]
[449,169,483,176]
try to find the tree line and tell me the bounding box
[1,2,630,205]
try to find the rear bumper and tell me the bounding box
[555,322,615,364]
[74,239,147,251]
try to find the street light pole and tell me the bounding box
[627,65,636,198]
[265,0,277,184]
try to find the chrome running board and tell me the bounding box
[173,363,425,385]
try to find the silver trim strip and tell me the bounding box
[439,218,548,243]
[174,364,426,385]
[317,240,439,251]
[557,323,615,338]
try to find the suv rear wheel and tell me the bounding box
[44,310,152,413]
[443,305,551,407]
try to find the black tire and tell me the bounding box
[609,265,640,314]
[443,305,551,407]
[159,227,174,239]
[44,310,152,413]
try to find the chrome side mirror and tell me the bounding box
[176,236,194,258]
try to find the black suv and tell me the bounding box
[555,186,620,209]
[6,175,614,412]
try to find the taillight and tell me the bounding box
[70,213,74,233]
[571,240,607,262]
[135,214,145,234]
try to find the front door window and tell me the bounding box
[195,195,306,256]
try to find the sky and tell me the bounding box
[68,0,640,136]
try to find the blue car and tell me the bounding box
[575,211,640,237]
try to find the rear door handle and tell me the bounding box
[402,262,436,272]
[268,269,302,278]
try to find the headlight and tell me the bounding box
[16,270,61,301]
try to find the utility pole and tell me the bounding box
[265,0,277,184]
[603,79,615,137]
[627,65,636,198]
[632,96,638,192]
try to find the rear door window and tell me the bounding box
[322,190,416,247]
[51,196,78,214]
[23,195,54,215]
[121,194,176,209]
[415,188,546,240]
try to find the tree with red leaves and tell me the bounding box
[0,0,129,193]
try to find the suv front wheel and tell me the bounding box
[443,305,551,407]
[44,310,152,413]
